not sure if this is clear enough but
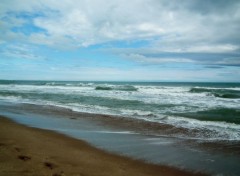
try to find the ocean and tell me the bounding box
[1,80,240,175]
[0,80,240,141]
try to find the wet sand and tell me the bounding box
[0,115,205,176]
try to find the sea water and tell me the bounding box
[0,80,240,141]
[1,80,240,175]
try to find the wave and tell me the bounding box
[2,100,240,141]
[213,93,240,99]
[95,85,138,91]
[189,87,240,99]
[171,108,240,124]
[0,95,240,141]
[159,115,240,141]
[1,82,240,141]
[0,80,94,87]
[95,86,113,90]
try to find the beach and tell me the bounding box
[0,81,240,175]
[0,115,205,176]
[1,0,240,174]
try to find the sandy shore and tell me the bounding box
[0,116,205,176]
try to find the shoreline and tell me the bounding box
[0,115,205,176]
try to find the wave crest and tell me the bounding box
[95,85,138,91]
[190,87,240,99]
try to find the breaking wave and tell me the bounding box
[189,87,240,99]
[0,81,240,141]
[95,85,138,91]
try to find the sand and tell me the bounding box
[0,116,206,176]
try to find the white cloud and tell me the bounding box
[1,44,44,60]
[107,46,240,66]
[154,44,239,53]
[122,53,194,64]
[184,44,239,53]
[0,0,239,50]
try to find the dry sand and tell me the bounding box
[0,116,206,176]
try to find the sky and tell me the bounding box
[0,0,240,82]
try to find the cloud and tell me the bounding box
[106,46,240,67]
[178,44,239,53]
[0,0,239,48]
[122,53,194,64]
[0,0,240,69]
[0,44,44,60]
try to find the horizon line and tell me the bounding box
[1,79,240,83]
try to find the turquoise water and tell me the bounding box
[0,80,240,140]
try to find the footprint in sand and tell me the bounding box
[44,161,57,170]
[18,155,31,161]
[0,143,5,146]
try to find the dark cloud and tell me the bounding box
[186,0,240,14]
[204,66,224,69]
[116,48,240,67]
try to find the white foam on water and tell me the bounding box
[158,116,240,141]
[191,86,240,91]
[1,83,240,110]
[0,95,23,102]
[1,84,239,108]
[1,83,240,141]
[92,130,138,134]
[144,138,174,145]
